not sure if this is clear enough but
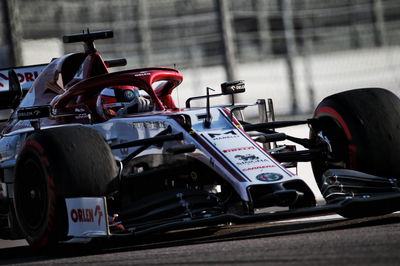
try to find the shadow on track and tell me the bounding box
[1,213,399,264]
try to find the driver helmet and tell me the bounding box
[96,85,139,120]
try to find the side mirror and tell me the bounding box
[221,80,245,95]
[0,70,22,110]
[104,58,127,68]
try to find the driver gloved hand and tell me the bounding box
[118,97,152,115]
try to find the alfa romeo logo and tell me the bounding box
[256,173,283,182]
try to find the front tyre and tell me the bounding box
[311,88,400,184]
[310,88,400,218]
[14,126,117,247]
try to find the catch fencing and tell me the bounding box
[1,0,400,114]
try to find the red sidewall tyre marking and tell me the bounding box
[15,139,57,248]
[315,106,358,169]
[316,107,352,140]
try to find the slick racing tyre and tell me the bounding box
[310,88,400,185]
[14,126,117,248]
[310,88,400,218]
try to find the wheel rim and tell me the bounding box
[311,117,349,186]
[16,158,48,232]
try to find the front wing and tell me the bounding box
[64,192,400,241]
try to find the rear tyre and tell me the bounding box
[14,126,117,247]
[310,88,400,217]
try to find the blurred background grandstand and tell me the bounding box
[1,0,400,115]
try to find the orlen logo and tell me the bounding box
[70,205,103,226]
[0,71,40,88]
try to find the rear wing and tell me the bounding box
[0,64,48,92]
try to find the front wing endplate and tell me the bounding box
[65,197,110,238]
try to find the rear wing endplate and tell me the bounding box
[0,64,48,92]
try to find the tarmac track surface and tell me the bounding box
[1,213,400,265]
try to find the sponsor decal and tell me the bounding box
[235,154,259,161]
[73,107,90,120]
[74,113,90,120]
[256,172,284,182]
[17,105,51,120]
[70,205,103,226]
[208,130,239,140]
[131,121,166,129]
[74,107,87,113]
[0,71,39,88]
[134,72,150,77]
[242,165,276,172]
[201,127,292,182]
[223,146,255,153]
[234,154,270,166]
[0,65,46,90]
[66,197,109,237]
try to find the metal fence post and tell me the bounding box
[138,0,152,67]
[216,0,237,82]
[302,0,316,112]
[349,0,361,48]
[373,0,387,46]
[3,0,23,67]
[281,0,298,115]
[255,0,272,58]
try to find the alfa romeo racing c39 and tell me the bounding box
[1,30,400,248]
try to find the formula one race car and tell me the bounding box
[1,30,400,248]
